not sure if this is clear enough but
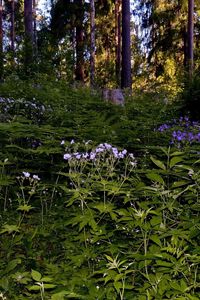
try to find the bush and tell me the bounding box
[182,74,200,120]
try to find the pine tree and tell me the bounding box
[24,0,33,72]
[74,0,85,82]
[0,0,3,80]
[121,0,131,89]
[90,0,95,87]
[188,0,194,77]
[115,0,121,86]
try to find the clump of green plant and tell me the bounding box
[182,74,200,120]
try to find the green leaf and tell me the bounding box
[93,202,115,214]
[5,259,21,274]
[51,291,69,300]
[0,224,20,234]
[41,276,53,282]
[156,260,172,267]
[114,281,122,292]
[146,172,164,184]
[170,151,184,157]
[43,283,57,289]
[150,156,166,170]
[17,204,34,212]
[169,156,183,168]
[172,180,189,188]
[28,285,41,291]
[150,235,162,247]
[31,269,42,281]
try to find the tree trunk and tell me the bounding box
[0,0,3,80]
[121,0,131,89]
[74,0,85,82]
[11,0,15,53]
[33,0,37,55]
[115,0,121,86]
[182,25,187,67]
[24,0,33,72]
[188,0,194,77]
[90,0,95,87]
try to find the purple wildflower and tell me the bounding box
[90,152,96,160]
[64,153,72,160]
[33,175,40,181]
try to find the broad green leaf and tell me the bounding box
[43,283,57,289]
[150,156,166,170]
[169,156,183,168]
[41,276,53,282]
[31,269,42,281]
[114,281,122,292]
[172,180,189,188]
[170,151,184,157]
[51,291,69,300]
[150,216,162,227]
[150,235,162,247]
[28,285,41,291]
[170,281,183,292]
[114,273,124,282]
[146,172,164,184]
[180,278,188,292]
[156,260,172,267]
[176,164,194,171]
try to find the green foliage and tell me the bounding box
[182,74,200,120]
[1,78,200,299]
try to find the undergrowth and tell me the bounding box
[1,78,200,299]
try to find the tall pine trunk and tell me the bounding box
[115,0,121,86]
[121,0,131,89]
[188,0,194,77]
[90,0,95,87]
[24,0,33,73]
[74,0,85,82]
[33,0,37,55]
[0,0,3,80]
[11,0,15,51]
[10,0,15,65]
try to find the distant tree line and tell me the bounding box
[0,0,199,86]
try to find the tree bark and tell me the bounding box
[121,0,131,89]
[74,0,85,82]
[90,0,95,87]
[0,0,3,80]
[11,0,15,53]
[115,0,121,86]
[24,0,33,72]
[188,0,194,77]
[33,0,37,54]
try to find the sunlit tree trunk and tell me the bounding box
[188,0,194,77]
[24,0,33,72]
[90,0,95,87]
[121,0,131,89]
[10,0,15,52]
[33,0,37,55]
[115,0,121,86]
[0,0,3,80]
[74,0,85,82]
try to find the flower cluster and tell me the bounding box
[157,116,200,145]
[22,172,40,181]
[63,141,136,166]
